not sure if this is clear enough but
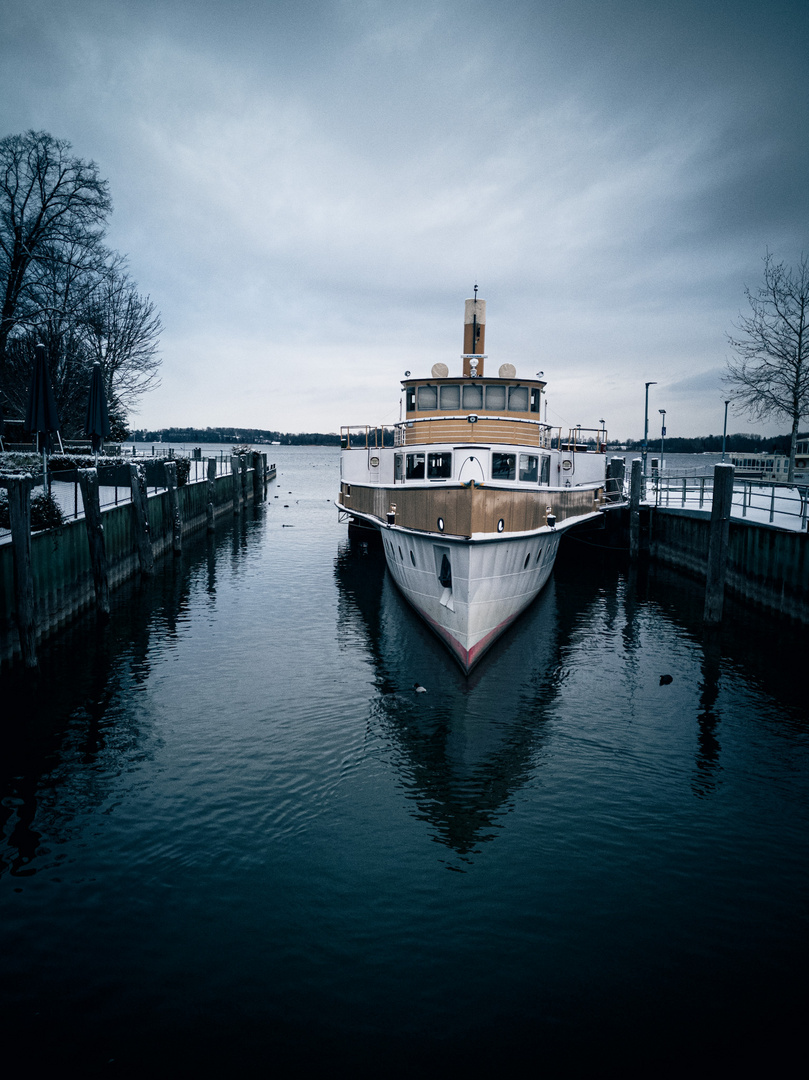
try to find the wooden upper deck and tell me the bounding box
[400,374,548,446]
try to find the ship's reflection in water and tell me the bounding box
[335,540,566,859]
[0,450,806,1073]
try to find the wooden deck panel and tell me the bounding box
[399,417,549,447]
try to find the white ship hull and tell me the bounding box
[377,524,562,670]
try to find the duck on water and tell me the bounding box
[336,293,608,672]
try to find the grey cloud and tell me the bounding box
[0,0,806,437]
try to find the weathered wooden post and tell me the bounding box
[3,475,37,667]
[231,456,241,515]
[206,457,217,533]
[704,463,734,624]
[78,468,110,621]
[164,461,183,555]
[607,457,626,503]
[251,451,263,502]
[629,458,642,559]
[240,455,249,503]
[129,462,155,575]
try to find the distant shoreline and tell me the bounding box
[129,428,340,446]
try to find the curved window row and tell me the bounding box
[407,384,540,413]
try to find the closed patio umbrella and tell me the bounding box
[85,362,111,461]
[25,342,62,488]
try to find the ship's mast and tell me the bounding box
[462,288,486,377]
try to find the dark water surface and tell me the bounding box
[1,447,807,1072]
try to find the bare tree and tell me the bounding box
[0,130,111,363]
[82,258,162,414]
[726,252,809,484]
[0,238,101,433]
[0,132,162,437]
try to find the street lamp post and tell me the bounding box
[659,409,666,470]
[642,381,657,481]
[722,400,730,461]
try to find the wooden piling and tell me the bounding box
[607,456,626,503]
[78,468,110,620]
[164,461,183,555]
[231,456,241,515]
[3,475,37,667]
[206,457,217,533]
[129,463,155,575]
[629,458,642,559]
[240,455,249,504]
[251,451,263,502]
[704,463,734,624]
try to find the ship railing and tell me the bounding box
[340,426,396,449]
[603,474,626,503]
[393,416,563,448]
[563,427,609,454]
[650,470,809,531]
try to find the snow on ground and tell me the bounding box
[646,477,808,532]
[0,457,234,543]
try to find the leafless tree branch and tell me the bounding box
[725,251,809,483]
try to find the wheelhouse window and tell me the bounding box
[427,452,452,479]
[509,386,529,412]
[406,387,415,412]
[492,453,516,480]
[519,454,538,482]
[462,384,483,409]
[439,384,460,410]
[417,385,437,410]
[530,388,541,413]
[406,453,425,479]
[485,385,506,410]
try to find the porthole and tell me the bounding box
[497,518,505,533]
[410,550,416,566]
[524,553,531,569]
[398,546,403,560]
[536,549,542,563]
[437,517,444,531]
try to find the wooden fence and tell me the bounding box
[0,453,272,667]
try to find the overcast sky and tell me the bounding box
[2,0,807,438]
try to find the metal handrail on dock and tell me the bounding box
[1,452,276,541]
[649,471,809,531]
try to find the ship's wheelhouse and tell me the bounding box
[405,379,543,418]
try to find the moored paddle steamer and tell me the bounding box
[337,294,607,671]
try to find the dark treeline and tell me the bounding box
[617,432,807,454]
[130,427,342,446]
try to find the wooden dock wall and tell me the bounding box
[0,462,271,664]
[650,507,808,623]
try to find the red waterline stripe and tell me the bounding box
[418,607,521,673]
